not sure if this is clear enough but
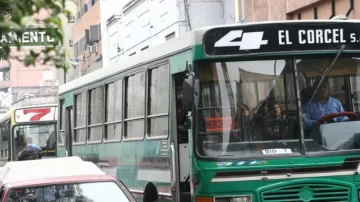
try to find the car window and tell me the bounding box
[7,181,131,202]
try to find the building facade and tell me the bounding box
[70,0,102,80]
[103,0,236,67]
[237,0,358,23]
[0,5,76,113]
[57,1,77,85]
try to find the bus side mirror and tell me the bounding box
[182,74,194,112]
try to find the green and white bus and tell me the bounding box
[58,20,360,202]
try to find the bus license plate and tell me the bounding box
[262,149,292,154]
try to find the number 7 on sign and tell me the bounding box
[23,108,51,121]
[214,30,268,50]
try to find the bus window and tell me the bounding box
[125,71,145,139]
[88,86,104,142]
[105,80,122,141]
[297,57,360,153]
[196,60,300,157]
[13,124,57,158]
[58,100,66,145]
[147,64,169,137]
[74,92,86,143]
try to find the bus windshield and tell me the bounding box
[196,57,360,158]
[13,124,56,158]
[6,182,131,202]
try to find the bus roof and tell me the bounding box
[58,26,200,95]
[14,104,58,110]
[58,19,360,95]
[0,157,105,186]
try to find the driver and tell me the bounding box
[304,77,347,128]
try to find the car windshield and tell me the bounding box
[196,57,360,158]
[6,181,131,202]
[13,124,56,158]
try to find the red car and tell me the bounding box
[0,157,136,202]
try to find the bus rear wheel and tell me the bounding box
[143,182,158,202]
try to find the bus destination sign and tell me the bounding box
[203,22,360,56]
[15,107,57,123]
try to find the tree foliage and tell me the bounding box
[0,0,73,70]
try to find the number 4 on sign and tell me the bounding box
[214,30,268,50]
[23,108,51,121]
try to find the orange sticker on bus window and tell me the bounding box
[205,117,233,132]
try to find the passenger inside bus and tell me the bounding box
[252,101,269,141]
[263,101,286,140]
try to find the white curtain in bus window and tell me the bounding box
[148,65,169,137]
[105,80,122,140]
[351,75,360,112]
[125,72,145,138]
[74,92,86,143]
[58,100,65,145]
[88,86,104,142]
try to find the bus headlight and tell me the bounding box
[215,195,252,202]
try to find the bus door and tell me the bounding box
[171,72,190,202]
[65,107,73,156]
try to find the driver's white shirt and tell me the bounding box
[304,96,348,128]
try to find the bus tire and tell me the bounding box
[143,182,158,202]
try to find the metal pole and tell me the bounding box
[241,0,245,22]
[78,61,81,77]
[234,0,239,23]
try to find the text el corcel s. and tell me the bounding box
[278,29,359,45]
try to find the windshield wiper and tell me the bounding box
[306,45,346,110]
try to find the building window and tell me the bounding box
[165,32,175,41]
[125,72,145,139]
[147,64,169,137]
[88,86,104,142]
[58,99,66,145]
[105,80,122,141]
[74,92,86,143]
[314,7,318,19]
[84,4,88,13]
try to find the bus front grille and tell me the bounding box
[261,183,350,202]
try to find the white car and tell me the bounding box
[0,156,136,202]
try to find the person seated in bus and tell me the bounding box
[233,104,251,141]
[26,137,33,144]
[241,104,250,118]
[252,101,269,141]
[263,101,286,140]
[304,77,348,128]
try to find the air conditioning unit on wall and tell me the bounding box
[89,44,97,53]
[69,16,76,23]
